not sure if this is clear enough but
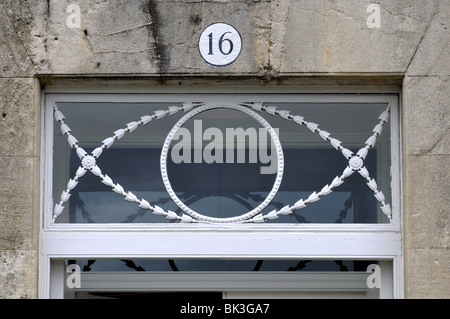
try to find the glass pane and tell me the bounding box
[62,259,385,299]
[53,101,391,224]
[71,259,376,272]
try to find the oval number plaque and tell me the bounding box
[198,23,242,66]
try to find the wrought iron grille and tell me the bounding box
[52,102,392,224]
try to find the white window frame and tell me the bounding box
[39,86,403,298]
[51,263,393,299]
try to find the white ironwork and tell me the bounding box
[52,102,202,222]
[160,103,284,223]
[52,101,391,223]
[240,103,392,221]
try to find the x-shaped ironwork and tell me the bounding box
[239,103,392,222]
[52,102,391,223]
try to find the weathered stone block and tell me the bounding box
[279,0,437,74]
[0,156,37,250]
[403,75,449,156]
[0,250,37,298]
[0,3,35,77]
[0,205,33,251]
[1,0,49,73]
[36,0,438,76]
[46,0,260,75]
[406,0,449,77]
[405,248,450,298]
[0,78,39,157]
[402,0,449,157]
[403,155,449,249]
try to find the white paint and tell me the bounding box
[199,23,242,66]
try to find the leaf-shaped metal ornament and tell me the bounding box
[341,148,353,159]
[54,204,65,217]
[278,205,293,215]
[306,122,319,133]
[358,167,370,179]
[90,165,102,176]
[126,121,139,132]
[357,147,369,159]
[278,110,291,120]
[293,199,306,210]
[180,214,194,223]
[320,184,332,196]
[251,214,265,223]
[366,178,378,191]
[248,102,263,111]
[266,210,279,219]
[168,106,180,115]
[152,205,166,216]
[332,176,344,187]
[265,106,278,115]
[114,128,126,139]
[365,135,376,147]
[54,109,65,122]
[101,174,114,187]
[373,123,383,135]
[68,135,78,148]
[76,147,87,159]
[102,137,115,148]
[330,138,341,150]
[140,115,153,125]
[124,192,138,202]
[343,166,353,177]
[112,183,125,195]
[293,115,305,125]
[378,109,389,122]
[92,147,103,158]
[138,199,152,210]
[154,110,167,119]
[61,190,71,203]
[75,166,87,178]
[182,102,196,112]
[374,191,385,203]
[61,123,71,135]
[381,204,392,218]
[166,210,179,220]
[319,130,331,141]
[67,179,78,191]
[306,192,320,203]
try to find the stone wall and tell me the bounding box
[402,1,449,298]
[0,0,448,298]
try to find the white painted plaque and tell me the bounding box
[198,23,242,66]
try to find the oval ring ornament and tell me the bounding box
[160,103,284,223]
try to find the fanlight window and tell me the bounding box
[51,101,393,224]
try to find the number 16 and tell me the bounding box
[199,23,242,66]
[208,31,234,55]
